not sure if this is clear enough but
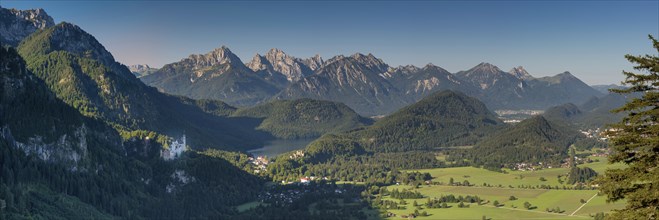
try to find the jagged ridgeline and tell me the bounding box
[143,46,604,117]
[231,98,373,139]
[141,46,281,106]
[16,22,268,150]
[303,90,505,160]
[1,46,264,219]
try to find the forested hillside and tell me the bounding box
[1,46,264,219]
[232,99,372,139]
[17,22,270,151]
[449,116,603,170]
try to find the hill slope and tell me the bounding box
[303,90,505,158]
[232,99,372,139]
[454,116,584,169]
[523,71,603,108]
[1,46,263,219]
[17,22,268,150]
[543,93,631,128]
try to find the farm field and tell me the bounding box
[412,156,624,188]
[384,156,626,219]
[382,185,624,219]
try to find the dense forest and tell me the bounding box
[294,90,505,159]
[1,46,264,219]
[447,116,604,170]
[232,99,372,139]
[16,22,269,151]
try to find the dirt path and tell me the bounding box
[570,193,599,216]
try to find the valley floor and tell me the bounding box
[376,155,624,219]
[239,155,623,219]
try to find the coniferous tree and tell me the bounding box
[599,35,659,219]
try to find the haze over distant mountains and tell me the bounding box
[142,46,604,116]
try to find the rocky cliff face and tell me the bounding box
[1,46,94,169]
[187,46,243,69]
[246,48,314,87]
[384,64,473,101]
[508,66,534,80]
[129,64,158,77]
[1,126,89,169]
[276,53,409,116]
[0,7,55,46]
[302,54,325,71]
[141,46,280,106]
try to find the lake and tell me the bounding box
[247,138,316,158]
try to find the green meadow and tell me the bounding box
[413,156,624,188]
[382,185,624,219]
[380,156,626,219]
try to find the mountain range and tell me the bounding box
[141,46,603,116]
[0,6,619,219]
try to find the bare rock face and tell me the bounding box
[508,66,534,80]
[302,54,325,71]
[162,46,246,81]
[0,7,55,46]
[187,46,243,68]
[141,46,280,106]
[1,126,88,170]
[246,48,313,83]
[276,53,410,116]
[384,64,472,101]
[129,64,158,77]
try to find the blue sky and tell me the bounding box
[3,1,658,85]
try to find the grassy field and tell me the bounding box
[413,156,624,188]
[384,156,626,219]
[382,185,624,219]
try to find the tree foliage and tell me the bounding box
[232,99,372,139]
[599,35,659,219]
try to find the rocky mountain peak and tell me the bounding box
[552,71,579,82]
[245,48,311,82]
[11,8,54,29]
[128,64,158,77]
[559,71,573,76]
[508,66,534,80]
[187,45,243,67]
[0,7,55,46]
[246,53,269,71]
[47,22,116,67]
[471,62,503,74]
[350,53,378,61]
[265,48,288,59]
[422,64,453,77]
[302,54,324,71]
[129,64,151,71]
[324,55,346,66]
[348,53,388,71]
[422,63,447,72]
[401,65,421,73]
